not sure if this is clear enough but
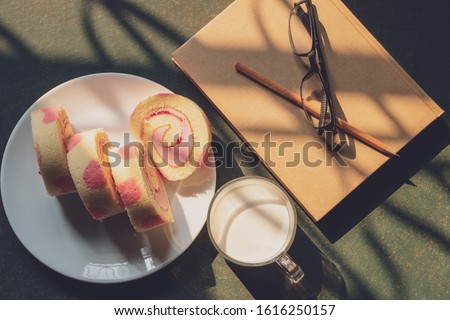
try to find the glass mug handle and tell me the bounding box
[275,253,304,283]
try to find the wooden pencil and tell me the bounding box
[235,62,399,158]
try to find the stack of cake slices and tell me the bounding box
[30,93,211,232]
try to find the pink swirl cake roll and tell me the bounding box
[30,106,76,196]
[130,93,211,181]
[109,145,174,232]
[66,128,124,220]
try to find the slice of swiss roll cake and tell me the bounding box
[66,128,124,220]
[129,93,211,181]
[109,144,174,232]
[30,106,77,196]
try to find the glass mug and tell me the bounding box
[207,176,304,283]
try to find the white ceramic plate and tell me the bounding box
[0,73,216,283]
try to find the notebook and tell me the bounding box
[172,0,443,221]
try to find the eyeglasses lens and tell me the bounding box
[300,72,332,129]
[289,2,313,55]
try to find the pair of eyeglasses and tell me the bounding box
[288,0,336,137]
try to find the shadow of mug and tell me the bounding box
[207,176,347,299]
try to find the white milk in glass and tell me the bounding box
[208,178,296,265]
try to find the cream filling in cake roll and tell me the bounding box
[129,93,211,181]
[109,144,173,232]
[30,106,76,196]
[67,128,124,220]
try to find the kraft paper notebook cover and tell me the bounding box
[172,0,443,221]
